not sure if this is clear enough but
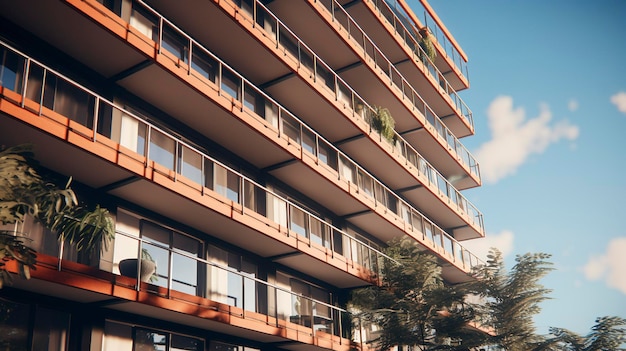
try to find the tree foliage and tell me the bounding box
[350,237,482,350]
[0,144,114,287]
[534,316,626,351]
[466,249,554,351]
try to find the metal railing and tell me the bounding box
[342,0,473,129]
[376,0,470,83]
[222,0,480,181]
[0,30,482,273]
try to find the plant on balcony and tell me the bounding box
[371,106,396,144]
[418,28,437,63]
[0,144,115,288]
[119,248,157,283]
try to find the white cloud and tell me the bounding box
[610,91,626,114]
[462,230,514,263]
[583,237,626,295]
[475,96,580,184]
[568,99,579,112]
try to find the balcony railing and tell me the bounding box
[311,0,473,130]
[213,0,480,181]
[332,0,473,129]
[375,0,470,83]
[0,30,482,273]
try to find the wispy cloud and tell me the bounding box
[462,230,514,262]
[583,237,626,295]
[568,99,579,112]
[610,91,626,114]
[475,96,579,184]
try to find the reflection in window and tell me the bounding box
[207,245,259,312]
[0,298,29,351]
[141,221,202,296]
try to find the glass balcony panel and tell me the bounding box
[220,67,240,100]
[212,164,240,203]
[162,25,189,63]
[180,145,203,185]
[339,155,356,183]
[0,47,24,92]
[318,139,338,171]
[316,61,335,93]
[289,205,308,238]
[242,179,257,212]
[191,47,217,83]
[281,113,301,144]
[310,217,330,249]
[358,170,374,197]
[302,128,316,155]
[149,129,175,170]
[130,5,158,41]
[267,193,288,227]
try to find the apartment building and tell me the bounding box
[0,0,485,350]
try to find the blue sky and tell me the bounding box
[415,0,626,336]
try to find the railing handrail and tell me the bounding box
[378,0,470,82]
[361,0,473,127]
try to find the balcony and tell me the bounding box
[0,39,482,282]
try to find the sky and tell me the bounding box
[411,0,626,336]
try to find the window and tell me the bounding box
[206,245,259,312]
[275,273,332,332]
[0,298,70,351]
[104,322,204,351]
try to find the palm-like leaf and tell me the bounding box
[0,144,114,287]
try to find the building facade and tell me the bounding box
[0,0,484,350]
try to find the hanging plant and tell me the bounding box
[372,106,396,144]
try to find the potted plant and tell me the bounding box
[0,144,115,287]
[418,27,436,63]
[371,107,396,144]
[118,248,157,283]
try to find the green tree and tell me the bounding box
[533,316,626,351]
[0,144,114,287]
[468,249,554,351]
[349,237,484,350]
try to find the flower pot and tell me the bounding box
[118,258,156,283]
